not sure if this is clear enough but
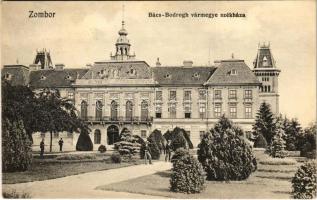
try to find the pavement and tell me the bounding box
[3,161,172,198]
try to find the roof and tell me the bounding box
[81,60,152,79]
[204,59,261,86]
[29,69,88,88]
[2,65,30,86]
[153,66,216,86]
[254,45,276,68]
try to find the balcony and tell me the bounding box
[82,116,153,125]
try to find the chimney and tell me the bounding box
[55,63,65,70]
[86,63,92,68]
[183,60,193,67]
[214,60,221,67]
[156,58,161,67]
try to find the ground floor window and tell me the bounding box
[94,129,101,144]
[229,106,237,118]
[67,132,72,138]
[156,113,162,118]
[199,131,205,139]
[54,132,59,138]
[214,103,222,118]
[41,132,45,138]
[245,106,252,118]
[185,112,191,118]
[169,103,176,118]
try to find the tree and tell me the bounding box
[198,116,256,181]
[282,117,302,151]
[148,129,166,153]
[2,118,32,172]
[36,88,90,152]
[298,123,316,158]
[163,127,194,151]
[252,102,276,144]
[269,120,286,158]
[76,130,93,151]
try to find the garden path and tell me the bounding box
[3,161,172,198]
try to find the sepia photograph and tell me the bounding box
[1,1,316,199]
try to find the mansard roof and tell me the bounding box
[153,66,216,86]
[29,68,88,88]
[253,44,276,69]
[204,59,261,86]
[81,60,152,79]
[2,65,30,86]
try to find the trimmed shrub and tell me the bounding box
[292,161,316,199]
[170,148,205,194]
[76,133,93,151]
[164,127,194,150]
[269,120,286,158]
[56,154,96,160]
[140,138,161,160]
[111,152,122,163]
[115,129,143,156]
[254,134,268,148]
[148,129,166,153]
[2,119,32,172]
[197,116,256,181]
[98,145,107,153]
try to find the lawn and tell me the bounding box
[3,154,143,184]
[97,150,302,199]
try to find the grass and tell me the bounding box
[3,157,143,184]
[259,157,297,165]
[56,154,97,160]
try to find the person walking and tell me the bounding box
[58,138,64,152]
[144,141,152,165]
[40,139,45,159]
[165,139,172,162]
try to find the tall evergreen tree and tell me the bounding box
[252,102,276,144]
[282,117,302,151]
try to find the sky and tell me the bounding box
[2,1,316,126]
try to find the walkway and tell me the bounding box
[3,161,172,198]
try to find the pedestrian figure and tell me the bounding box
[40,139,45,159]
[144,141,152,165]
[165,139,172,162]
[58,138,64,152]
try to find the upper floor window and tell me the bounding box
[184,90,191,101]
[214,90,222,99]
[229,90,237,99]
[168,103,176,118]
[4,73,12,80]
[169,90,176,101]
[214,103,222,118]
[155,91,162,101]
[245,106,252,118]
[68,91,74,100]
[229,106,237,118]
[199,89,207,100]
[230,69,237,75]
[155,104,162,119]
[199,102,206,119]
[244,90,252,98]
[184,104,191,119]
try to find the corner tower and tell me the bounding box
[252,43,281,114]
[110,21,136,61]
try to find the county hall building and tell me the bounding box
[2,21,281,151]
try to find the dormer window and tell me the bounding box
[263,56,268,67]
[65,75,72,80]
[193,72,200,79]
[40,75,46,80]
[230,69,237,75]
[4,73,12,80]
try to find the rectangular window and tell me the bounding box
[185,113,191,119]
[199,131,205,139]
[184,103,191,118]
[229,90,237,99]
[67,132,72,138]
[169,103,176,118]
[155,104,162,118]
[245,106,252,118]
[199,103,206,119]
[229,106,237,118]
[214,90,222,99]
[184,90,191,101]
[199,89,207,100]
[169,90,176,101]
[155,91,162,101]
[141,130,147,138]
[244,90,252,99]
[155,113,162,118]
[54,132,59,138]
[68,91,74,100]
[41,132,45,138]
[214,103,222,117]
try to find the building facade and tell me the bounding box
[2,21,280,151]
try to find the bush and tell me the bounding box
[254,134,268,148]
[170,148,205,194]
[148,129,166,153]
[98,145,107,153]
[111,153,122,163]
[56,154,96,160]
[2,119,32,172]
[197,116,256,181]
[140,138,161,160]
[164,127,194,150]
[268,120,286,158]
[76,132,93,151]
[3,190,31,198]
[292,161,316,199]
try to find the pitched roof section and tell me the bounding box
[153,66,216,86]
[81,61,152,79]
[2,65,30,86]
[204,59,260,86]
[253,45,276,69]
[29,69,88,88]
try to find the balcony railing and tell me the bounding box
[82,116,153,124]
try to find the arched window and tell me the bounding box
[95,100,103,120]
[268,85,271,92]
[126,101,133,121]
[111,101,118,121]
[141,101,149,121]
[264,86,267,92]
[94,129,101,144]
[81,101,88,120]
